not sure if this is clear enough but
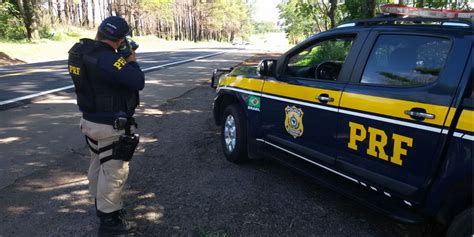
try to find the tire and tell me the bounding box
[221,104,248,163]
[447,207,473,237]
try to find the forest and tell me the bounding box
[0,0,254,41]
[0,0,472,42]
[278,0,472,44]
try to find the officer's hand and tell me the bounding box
[126,51,137,63]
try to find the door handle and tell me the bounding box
[317,94,334,103]
[404,108,435,120]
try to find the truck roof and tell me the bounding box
[330,17,474,35]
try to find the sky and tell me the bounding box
[252,0,282,23]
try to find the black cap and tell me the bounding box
[98,16,130,40]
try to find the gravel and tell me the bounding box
[125,84,440,237]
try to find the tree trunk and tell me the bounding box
[98,0,104,19]
[75,3,80,25]
[328,0,337,28]
[108,0,112,16]
[70,0,75,24]
[416,0,424,7]
[114,0,123,17]
[367,0,376,18]
[81,0,89,26]
[134,12,140,36]
[193,15,197,42]
[56,0,63,23]
[91,0,96,27]
[48,0,55,25]
[64,0,69,24]
[71,0,76,24]
[16,0,25,19]
[22,0,40,40]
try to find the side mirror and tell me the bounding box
[211,68,232,88]
[257,59,277,77]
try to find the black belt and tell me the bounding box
[82,115,115,126]
[113,117,137,136]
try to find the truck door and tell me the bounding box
[260,31,367,166]
[335,31,472,204]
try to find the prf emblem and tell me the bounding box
[285,106,304,138]
[113,57,127,70]
[69,65,80,75]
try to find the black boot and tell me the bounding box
[98,209,137,236]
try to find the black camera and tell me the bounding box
[118,36,139,58]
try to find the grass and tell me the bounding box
[0,25,231,64]
[0,37,232,63]
[0,37,231,63]
[0,25,94,63]
[0,29,289,64]
[0,39,84,63]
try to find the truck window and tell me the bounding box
[284,37,354,81]
[360,35,451,86]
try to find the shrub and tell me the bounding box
[0,2,26,40]
[65,30,81,38]
[39,25,55,39]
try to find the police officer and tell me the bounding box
[68,16,144,235]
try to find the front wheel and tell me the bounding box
[221,104,248,163]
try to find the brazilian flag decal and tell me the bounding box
[247,96,261,112]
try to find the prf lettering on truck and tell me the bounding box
[347,121,413,166]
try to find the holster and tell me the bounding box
[112,117,139,162]
[113,133,139,162]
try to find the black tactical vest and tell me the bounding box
[68,39,139,116]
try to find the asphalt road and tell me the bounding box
[0,49,225,103]
[0,49,440,236]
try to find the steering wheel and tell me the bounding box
[315,61,342,81]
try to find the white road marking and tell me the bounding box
[0,52,224,107]
[0,85,75,106]
[142,52,223,72]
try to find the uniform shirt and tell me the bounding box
[81,41,145,124]
[96,41,145,91]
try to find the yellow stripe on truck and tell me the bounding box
[340,92,450,127]
[219,76,264,92]
[218,76,472,133]
[262,80,342,107]
[457,110,474,133]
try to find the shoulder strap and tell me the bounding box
[81,39,101,64]
[69,38,106,62]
